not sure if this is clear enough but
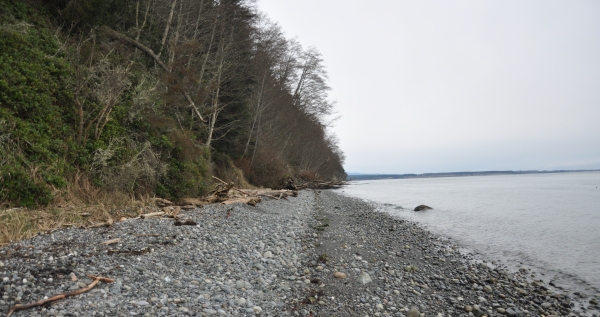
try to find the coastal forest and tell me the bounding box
[0,0,346,208]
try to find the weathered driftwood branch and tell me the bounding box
[213,183,234,198]
[141,211,165,219]
[260,194,280,200]
[153,198,173,207]
[211,175,228,184]
[83,222,111,229]
[100,238,120,245]
[211,176,248,197]
[6,275,114,317]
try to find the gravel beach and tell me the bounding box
[0,190,598,317]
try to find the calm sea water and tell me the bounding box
[340,171,600,293]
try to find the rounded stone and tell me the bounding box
[333,272,347,279]
[407,308,421,317]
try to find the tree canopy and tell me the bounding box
[0,0,345,207]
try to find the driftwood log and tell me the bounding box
[221,197,262,206]
[141,211,165,219]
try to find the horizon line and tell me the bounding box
[346,169,600,176]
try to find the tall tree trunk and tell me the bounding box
[196,17,217,94]
[186,0,206,69]
[250,109,263,165]
[293,60,311,107]
[76,99,84,145]
[244,73,266,156]
[205,43,225,148]
[134,0,152,42]
[167,0,183,71]
[158,0,178,57]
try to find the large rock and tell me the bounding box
[472,305,484,317]
[414,205,432,211]
[407,308,421,317]
[358,272,372,285]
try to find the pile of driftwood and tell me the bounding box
[132,176,343,221]
[140,177,299,216]
[205,176,298,206]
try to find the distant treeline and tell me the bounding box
[0,0,345,207]
[348,170,600,181]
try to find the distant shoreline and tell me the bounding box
[347,169,600,181]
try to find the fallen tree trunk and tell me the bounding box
[99,26,206,122]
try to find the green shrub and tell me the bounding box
[0,7,75,207]
[155,132,210,200]
[156,157,210,201]
[0,165,52,208]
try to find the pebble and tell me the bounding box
[254,263,265,270]
[359,272,372,285]
[333,272,347,279]
[236,280,251,289]
[109,280,122,295]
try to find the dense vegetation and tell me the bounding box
[0,0,345,208]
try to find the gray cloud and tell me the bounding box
[258,0,600,173]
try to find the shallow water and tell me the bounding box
[340,171,600,293]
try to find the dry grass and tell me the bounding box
[0,173,153,246]
[214,159,253,189]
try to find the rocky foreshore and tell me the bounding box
[0,190,598,317]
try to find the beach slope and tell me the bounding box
[0,191,588,316]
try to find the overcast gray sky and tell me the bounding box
[256,0,600,174]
